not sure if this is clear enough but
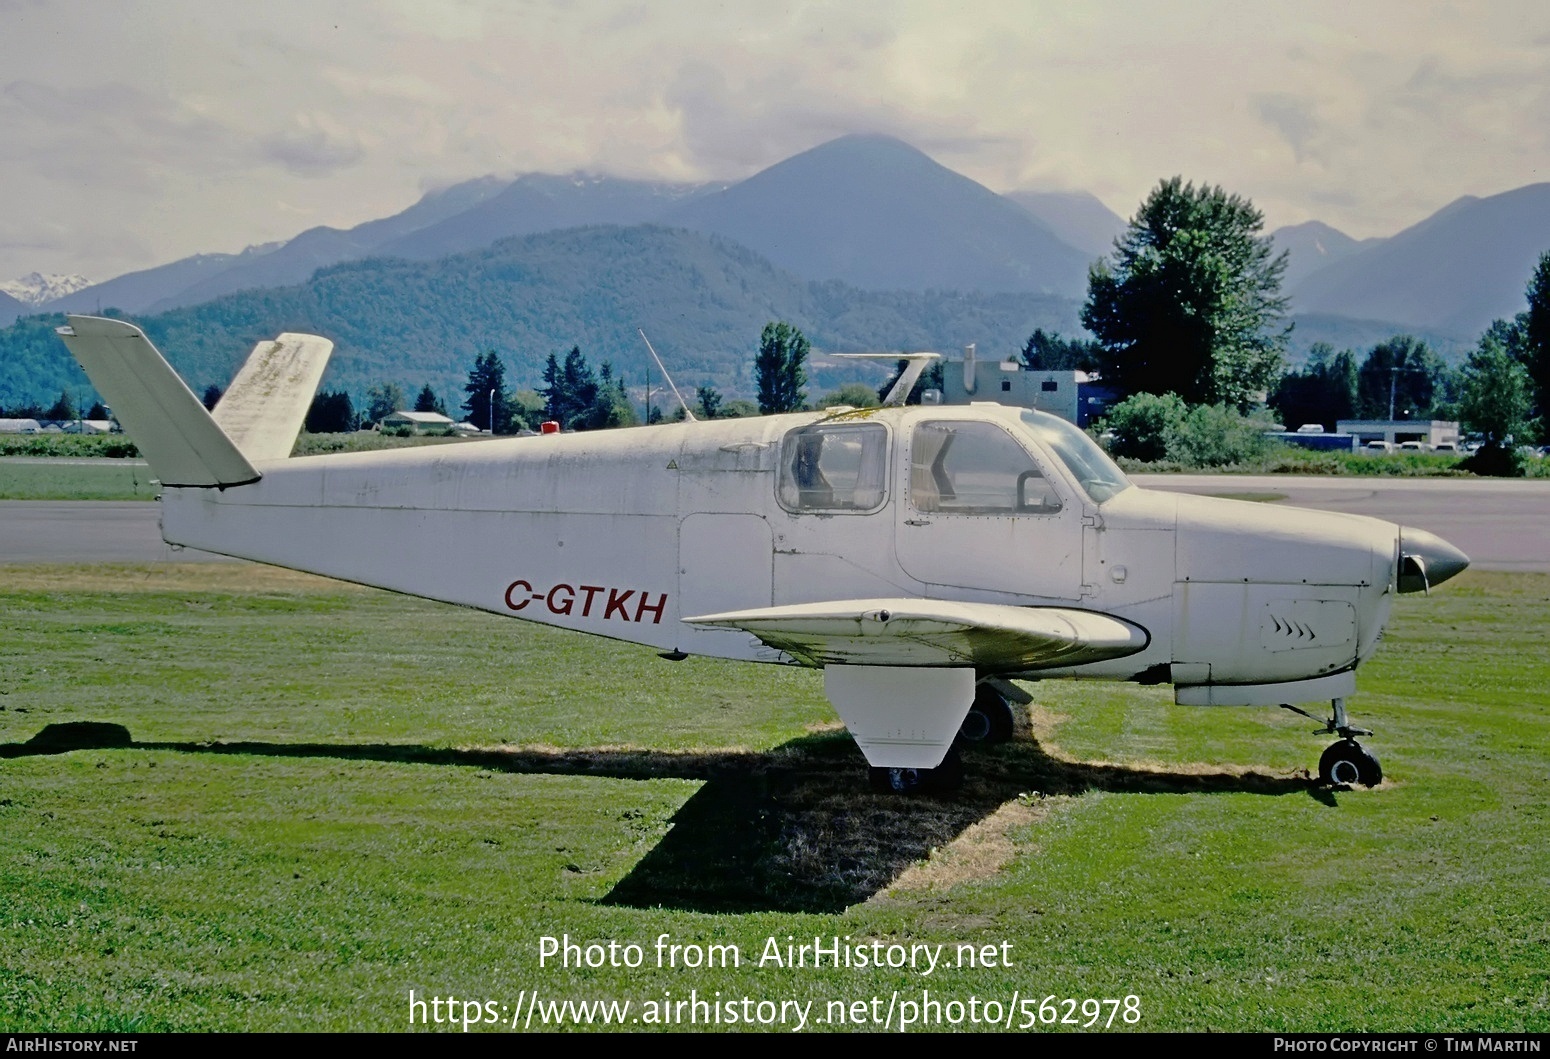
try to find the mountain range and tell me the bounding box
[1286,184,1550,335]
[5,133,1547,404]
[0,225,1082,409]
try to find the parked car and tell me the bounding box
[1363,440,1394,454]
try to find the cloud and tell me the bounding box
[260,117,366,177]
[4,0,1550,278]
[1254,93,1324,164]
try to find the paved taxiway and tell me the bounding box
[1134,474,1550,572]
[1,475,1547,569]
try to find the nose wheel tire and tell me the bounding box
[958,685,1015,744]
[1319,739,1382,787]
[869,747,964,794]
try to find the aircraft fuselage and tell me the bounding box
[159,404,1424,705]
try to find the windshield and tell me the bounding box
[1018,410,1130,503]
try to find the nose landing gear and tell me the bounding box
[1282,696,1384,787]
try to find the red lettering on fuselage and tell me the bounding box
[503,579,668,625]
[578,585,605,617]
[546,583,575,615]
[504,579,534,611]
[604,588,636,620]
[635,592,667,624]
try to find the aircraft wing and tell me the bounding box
[683,598,1148,670]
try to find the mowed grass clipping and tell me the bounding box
[1,564,1547,1032]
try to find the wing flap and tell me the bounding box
[684,598,1148,669]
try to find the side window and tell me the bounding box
[777,423,888,512]
[911,421,1062,514]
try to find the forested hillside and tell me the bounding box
[0,225,1081,408]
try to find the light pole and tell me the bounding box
[489,388,495,434]
[1387,365,1427,421]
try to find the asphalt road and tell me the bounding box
[0,501,232,564]
[1,475,1546,570]
[1133,474,1550,573]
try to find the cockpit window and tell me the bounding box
[910,421,1062,515]
[777,422,888,512]
[1018,410,1131,503]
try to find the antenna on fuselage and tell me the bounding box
[637,329,696,422]
[830,351,942,406]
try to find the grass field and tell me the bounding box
[1,564,1547,1032]
[0,459,158,501]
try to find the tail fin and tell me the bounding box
[210,332,334,463]
[55,316,327,489]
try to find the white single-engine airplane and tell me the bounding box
[58,316,1469,792]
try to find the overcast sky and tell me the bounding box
[3,0,1548,283]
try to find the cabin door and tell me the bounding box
[894,418,1087,601]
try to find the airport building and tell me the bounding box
[932,345,1119,427]
[1335,420,1461,449]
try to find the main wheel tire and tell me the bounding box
[959,685,1015,744]
[1319,739,1383,787]
[868,747,964,795]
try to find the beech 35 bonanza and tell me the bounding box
[58,317,1469,792]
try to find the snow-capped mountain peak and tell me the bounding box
[0,272,92,306]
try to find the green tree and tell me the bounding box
[818,382,880,409]
[695,385,724,419]
[45,389,76,421]
[1021,329,1101,372]
[305,390,356,433]
[464,351,512,434]
[1168,403,1275,467]
[365,381,407,425]
[413,384,446,416]
[1523,250,1550,440]
[510,389,545,432]
[1270,342,1359,431]
[542,346,599,429]
[1459,331,1532,446]
[755,322,809,415]
[1081,177,1289,409]
[577,361,636,430]
[202,385,224,411]
[1098,392,1187,462]
[1356,336,1447,420]
[540,348,634,431]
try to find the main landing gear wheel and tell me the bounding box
[869,746,964,795]
[1319,739,1383,787]
[958,685,1015,744]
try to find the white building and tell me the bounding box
[1336,420,1460,449]
[936,345,1118,427]
[60,419,116,434]
[380,410,457,434]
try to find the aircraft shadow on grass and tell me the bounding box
[4,720,1329,914]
